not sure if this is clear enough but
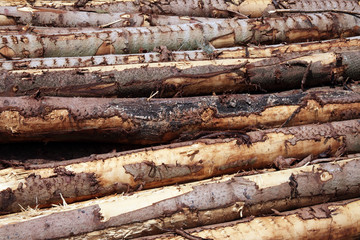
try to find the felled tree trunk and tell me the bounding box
[0,119,359,213]
[1,50,359,97]
[138,199,360,240]
[1,157,360,239]
[2,36,360,70]
[0,87,360,143]
[0,7,224,27]
[0,0,358,18]
[1,13,359,58]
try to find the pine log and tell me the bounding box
[0,0,358,18]
[0,86,360,143]
[0,7,224,28]
[0,119,359,213]
[2,36,360,70]
[1,13,359,58]
[1,157,360,239]
[138,199,360,240]
[1,49,360,97]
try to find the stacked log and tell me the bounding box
[0,0,359,239]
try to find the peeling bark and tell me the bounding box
[138,199,360,240]
[0,7,224,28]
[1,13,359,57]
[0,119,359,213]
[0,87,360,143]
[2,36,360,71]
[1,157,360,239]
[1,50,360,97]
[0,0,358,18]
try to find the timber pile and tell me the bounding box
[0,0,359,239]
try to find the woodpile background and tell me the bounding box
[0,0,359,239]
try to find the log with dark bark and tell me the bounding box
[0,119,359,213]
[0,7,224,27]
[1,157,360,239]
[139,199,360,240]
[0,0,358,18]
[0,86,360,143]
[2,36,360,70]
[1,13,359,58]
[1,50,360,97]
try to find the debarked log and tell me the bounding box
[0,12,359,58]
[0,6,225,28]
[0,119,359,214]
[0,0,358,18]
[0,86,360,143]
[139,199,360,240]
[2,36,360,71]
[1,157,360,239]
[1,50,359,97]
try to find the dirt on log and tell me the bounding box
[0,86,359,143]
[0,119,359,213]
[1,157,360,239]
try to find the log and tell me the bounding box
[0,0,358,18]
[1,49,360,97]
[0,86,360,143]
[2,36,360,71]
[0,119,359,213]
[1,157,360,239]
[139,199,360,240]
[0,7,224,27]
[1,13,359,58]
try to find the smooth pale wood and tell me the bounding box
[1,157,360,239]
[0,119,359,213]
[139,199,360,240]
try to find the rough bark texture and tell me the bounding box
[1,12,359,58]
[0,86,360,143]
[1,36,360,71]
[1,158,360,239]
[1,50,360,97]
[0,0,359,18]
[139,199,360,240]
[0,119,359,213]
[0,7,224,27]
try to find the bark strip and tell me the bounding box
[0,7,224,28]
[1,157,360,239]
[0,0,358,18]
[0,119,359,213]
[1,12,359,58]
[1,50,360,97]
[139,199,360,240]
[0,86,360,143]
[2,36,360,70]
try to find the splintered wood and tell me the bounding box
[0,0,359,239]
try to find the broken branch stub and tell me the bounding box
[1,157,360,239]
[1,12,360,58]
[0,119,359,213]
[0,86,360,143]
